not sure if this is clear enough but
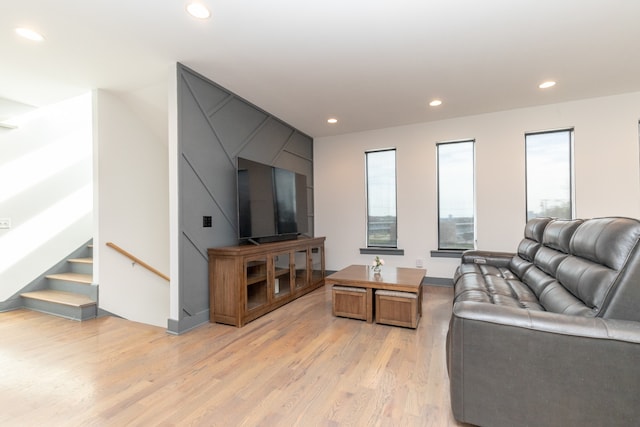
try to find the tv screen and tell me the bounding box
[237,157,308,243]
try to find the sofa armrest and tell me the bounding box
[460,250,515,268]
[447,301,640,427]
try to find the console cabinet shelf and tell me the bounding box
[208,237,325,327]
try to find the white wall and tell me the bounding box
[94,88,170,327]
[315,92,640,280]
[0,94,92,301]
[168,64,180,322]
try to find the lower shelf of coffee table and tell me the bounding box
[331,285,421,328]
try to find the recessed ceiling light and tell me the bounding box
[15,27,45,42]
[429,99,443,107]
[186,2,211,19]
[538,81,556,89]
[327,118,338,124]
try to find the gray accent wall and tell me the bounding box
[171,63,314,334]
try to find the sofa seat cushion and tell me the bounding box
[454,272,544,311]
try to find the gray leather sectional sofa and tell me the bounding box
[447,217,640,426]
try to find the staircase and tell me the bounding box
[21,245,97,321]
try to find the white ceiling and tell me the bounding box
[3,0,640,137]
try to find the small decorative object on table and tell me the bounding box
[371,256,384,273]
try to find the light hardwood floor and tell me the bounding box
[0,285,469,426]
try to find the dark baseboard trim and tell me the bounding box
[167,310,210,335]
[0,297,23,312]
[359,248,405,256]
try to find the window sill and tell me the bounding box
[430,250,464,259]
[359,248,405,256]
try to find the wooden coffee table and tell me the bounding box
[326,265,426,327]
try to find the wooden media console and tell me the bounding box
[208,237,325,327]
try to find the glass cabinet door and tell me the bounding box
[245,257,268,311]
[294,249,308,290]
[273,252,292,299]
[310,246,324,285]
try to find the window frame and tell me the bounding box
[436,139,476,251]
[525,128,575,221]
[365,148,398,249]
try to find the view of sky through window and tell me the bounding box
[438,141,475,250]
[526,130,573,220]
[366,149,397,247]
[438,142,474,219]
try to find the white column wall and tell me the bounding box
[168,64,180,322]
[315,92,640,280]
[94,88,170,327]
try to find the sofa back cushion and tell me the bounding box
[552,217,640,317]
[509,217,553,277]
[524,217,552,252]
[569,217,640,270]
[543,219,584,253]
[534,219,583,276]
[518,219,582,301]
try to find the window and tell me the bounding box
[366,149,397,248]
[525,129,574,221]
[437,140,475,250]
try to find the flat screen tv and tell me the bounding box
[237,157,308,244]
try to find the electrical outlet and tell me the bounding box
[0,218,11,229]
[416,258,424,268]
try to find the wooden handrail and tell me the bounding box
[106,242,170,282]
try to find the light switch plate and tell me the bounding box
[0,218,11,229]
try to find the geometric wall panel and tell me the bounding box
[173,63,314,332]
[237,118,294,163]
[284,131,314,160]
[210,98,268,156]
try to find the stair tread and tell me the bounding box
[21,290,96,307]
[46,272,93,284]
[68,257,93,264]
